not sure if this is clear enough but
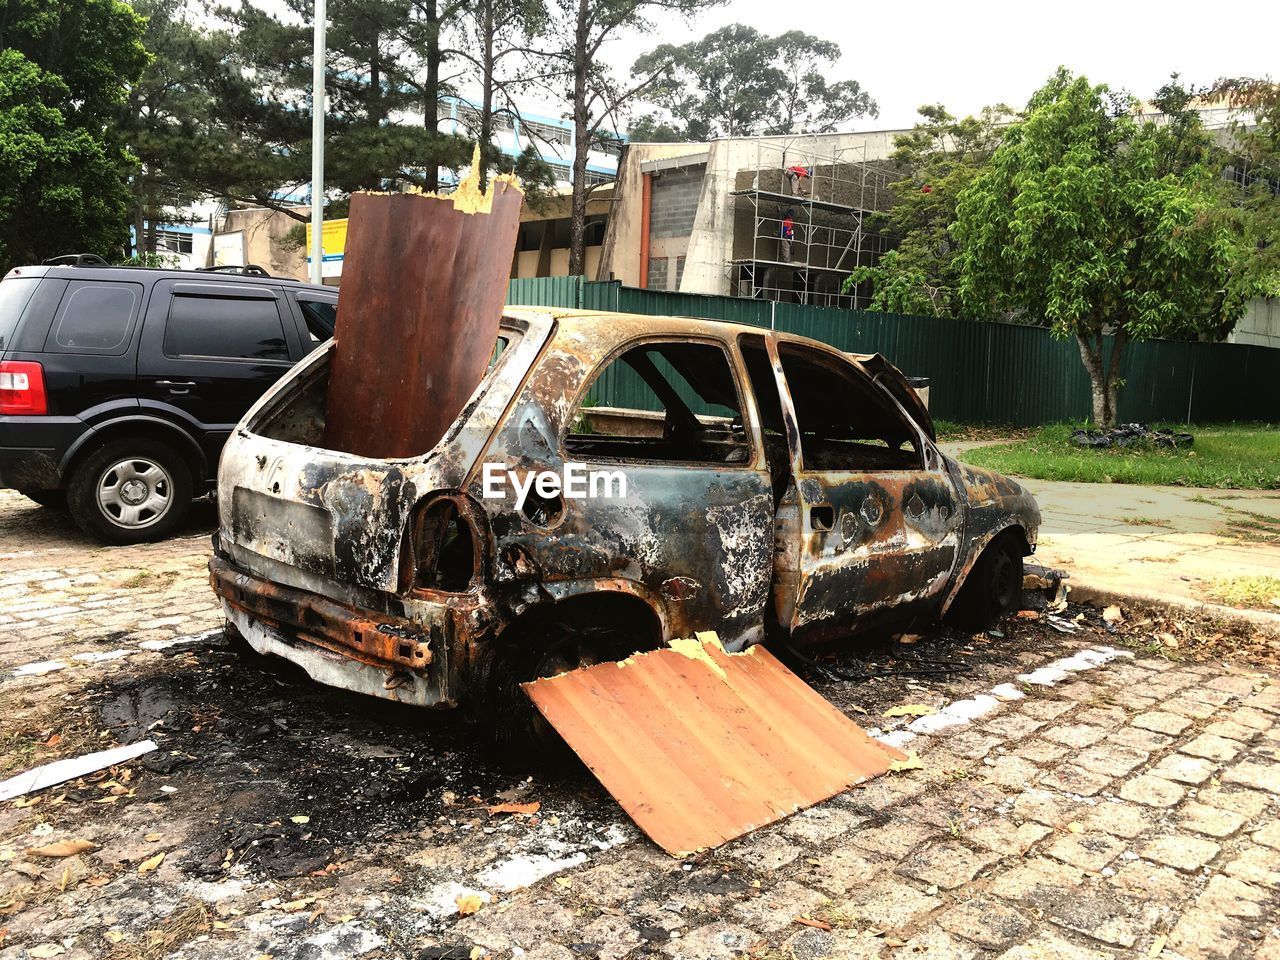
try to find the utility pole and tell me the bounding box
[310,0,326,285]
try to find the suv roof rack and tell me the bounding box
[43,254,110,266]
[197,264,273,278]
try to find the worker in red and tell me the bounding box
[780,210,795,262]
[785,164,812,196]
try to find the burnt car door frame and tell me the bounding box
[550,332,777,650]
[763,335,963,640]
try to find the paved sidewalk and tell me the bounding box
[939,443,1280,619]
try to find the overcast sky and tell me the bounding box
[601,0,1280,132]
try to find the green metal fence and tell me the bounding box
[506,277,1280,425]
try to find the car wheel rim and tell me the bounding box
[990,550,1018,614]
[97,458,172,529]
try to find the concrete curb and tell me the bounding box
[1067,580,1280,633]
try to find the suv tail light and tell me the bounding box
[0,361,47,415]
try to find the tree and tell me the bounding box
[631,26,876,141]
[0,0,147,270]
[844,104,1010,315]
[400,0,471,192]
[953,70,1256,427]
[549,0,708,275]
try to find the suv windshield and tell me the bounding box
[0,277,40,353]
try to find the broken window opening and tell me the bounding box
[566,341,749,465]
[778,344,921,472]
[739,335,792,504]
[407,499,479,593]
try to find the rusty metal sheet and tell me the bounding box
[323,161,523,459]
[524,635,906,856]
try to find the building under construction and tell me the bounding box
[597,130,906,309]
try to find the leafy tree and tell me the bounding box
[548,0,709,274]
[954,70,1256,427]
[631,26,875,141]
[0,0,147,270]
[845,104,1010,315]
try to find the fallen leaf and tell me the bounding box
[144,833,162,842]
[1102,605,1124,625]
[793,917,831,931]
[137,852,165,874]
[1067,822,1084,834]
[14,797,40,809]
[1015,609,1041,620]
[28,840,95,859]
[896,633,921,645]
[1149,933,1166,957]
[485,801,540,817]
[43,734,61,747]
[888,752,925,773]
[1157,632,1180,649]
[290,816,310,824]
[104,931,126,943]
[456,894,484,916]
[470,949,488,960]
[280,896,317,912]
[29,944,65,958]
[883,704,935,718]
[554,877,572,888]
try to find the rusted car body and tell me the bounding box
[210,308,1040,711]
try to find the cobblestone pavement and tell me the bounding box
[1,489,1279,960]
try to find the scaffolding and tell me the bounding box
[727,138,898,310]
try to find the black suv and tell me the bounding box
[0,263,337,543]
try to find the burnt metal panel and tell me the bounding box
[524,636,905,856]
[324,176,523,458]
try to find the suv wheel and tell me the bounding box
[67,439,193,544]
[946,531,1024,630]
[21,490,67,510]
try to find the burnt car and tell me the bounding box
[210,308,1039,736]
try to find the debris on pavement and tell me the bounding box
[523,633,905,856]
[0,739,157,801]
[1070,423,1194,449]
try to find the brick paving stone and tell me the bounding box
[982,714,1045,739]
[938,896,1034,950]
[1011,789,1089,828]
[1108,859,1194,901]
[1203,719,1260,742]
[660,922,755,960]
[825,876,941,930]
[1118,774,1185,808]
[981,754,1046,790]
[945,730,1003,760]
[1167,910,1246,960]
[1011,739,1070,764]
[892,927,979,960]
[791,847,887,898]
[1138,833,1222,872]
[780,804,867,844]
[1258,936,1280,960]
[1223,847,1280,890]
[1073,744,1148,778]
[838,776,926,813]
[1164,696,1221,720]
[730,880,826,933]
[1036,764,1113,797]
[1198,875,1271,919]
[849,818,939,860]
[779,927,884,960]
[1195,785,1272,818]
[968,818,1051,855]
[995,931,1112,959]
[1080,802,1156,839]
[1205,675,1259,696]
[1105,726,1173,752]
[1044,830,1128,872]
[1177,802,1249,838]
[1041,723,1109,749]
[1184,683,1238,704]
[1046,890,1146,948]
[1074,707,1131,728]
[1242,688,1280,715]
[1178,733,1242,763]
[725,832,802,872]
[1132,711,1194,735]
[1222,759,1280,793]
[1230,706,1275,730]
[1251,820,1280,850]
[896,841,1000,890]
[1148,753,1217,785]
[1019,699,1076,721]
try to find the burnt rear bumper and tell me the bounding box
[209,555,453,707]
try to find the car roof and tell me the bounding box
[4,264,332,294]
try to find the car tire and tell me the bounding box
[21,490,67,510]
[946,531,1024,631]
[67,438,193,545]
[490,621,640,766]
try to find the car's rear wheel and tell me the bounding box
[20,489,67,510]
[946,530,1024,630]
[67,438,193,544]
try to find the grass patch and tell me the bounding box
[933,420,1032,442]
[1206,576,1280,610]
[963,422,1280,489]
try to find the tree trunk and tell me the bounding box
[423,0,440,192]
[478,0,494,191]
[1075,331,1111,427]
[566,0,590,276]
[1105,327,1127,427]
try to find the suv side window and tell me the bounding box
[47,281,143,355]
[565,341,749,465]
[164,294,289,361]
[778,343,921,471]
[297,297,337,341]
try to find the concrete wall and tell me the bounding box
[646,165,703,290]
[1228,297,1280,350]
[215,207,309,280]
